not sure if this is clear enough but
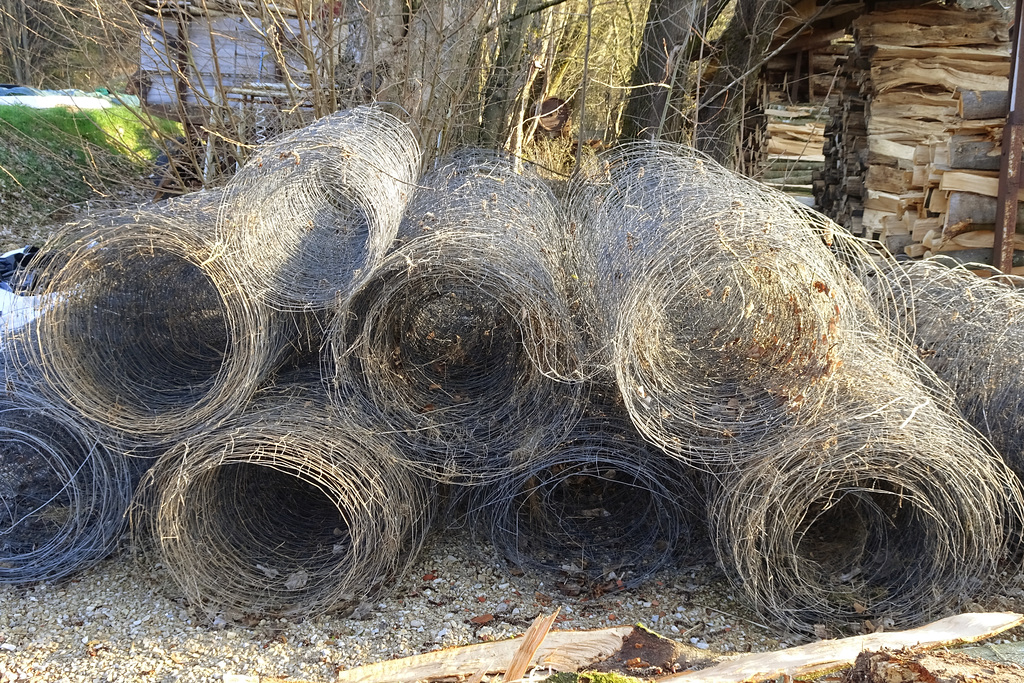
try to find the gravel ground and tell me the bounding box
[0,527,797,683]
[5,524,1024,683]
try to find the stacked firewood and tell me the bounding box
[815,3,1012,266]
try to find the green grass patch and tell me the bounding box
[0,104,182,249]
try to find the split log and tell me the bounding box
[940,170,1024,201]
[958,89,1009,120]
[871,60,1008,95]
[946,191,1024,226]
[948,135,1002,170]
[854,15,1009,48]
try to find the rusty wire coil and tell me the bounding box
[0,364,136,584]
[9,191,293,448]
[470,388,706,591]
[329,151,584,483]
[217,106,423,311]
[565,143,915,470]
[705,348,1023,633]
[867,258,1024,478]
[136,372,436,617]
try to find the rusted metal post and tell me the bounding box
[994,0,1024,274]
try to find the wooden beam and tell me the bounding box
[994,0,1024,274]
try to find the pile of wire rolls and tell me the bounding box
[329,151,585,483]
[566,142,1024,631]
[5,112,1024,635]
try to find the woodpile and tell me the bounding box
[815,3,1014,269]
[759,24,852,205]
[761,103,829,204]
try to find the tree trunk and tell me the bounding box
[694,0,782,166]
[479,0,537,147]
[623,0,728,140]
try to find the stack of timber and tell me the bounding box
[815,2,1012,262]
[759,11,855,205]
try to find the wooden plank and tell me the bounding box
[940,170,1024,201]
[872,44,1010,62]
[871,60,1009,95]
[334,626,633,683]
[662,613,1024,683]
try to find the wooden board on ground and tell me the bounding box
[845,648,1024,683]
[663,612,1024,683]
[331,613,1022,683]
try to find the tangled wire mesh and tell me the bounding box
[0,364,136,584]
[217,106,423,310]
[9,191,294,447]
[136,369,436,617]
[329,150,584,482]
[470,387,706,592]
[565,142,890,469]
[705,348,1024,632]
[565,142,1024,631]
[867,258,1024,477]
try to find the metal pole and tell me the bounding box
[993,0,1024,274]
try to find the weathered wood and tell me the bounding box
[662,613,1024,683]
[334,626,633,683]
[927,248,1024,268]
[871,60,1009,95]
[847,648,1024,683]
[939,170,1024,200]
[872,44,1010,62]
[866,165,913,193]
[958,89,1010,120]
[949,134,1002,170]
[855,17,1009,48]
[947,191,1024,226]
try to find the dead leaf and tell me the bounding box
[470,614,494,625]
[285,569,309,590]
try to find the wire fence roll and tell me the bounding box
[10,191,293,448]
[705,348,1024,634]
[137,372,436,617]
[565,142,890,469]
[329,150,585,483]
[471,387,706,593]
[217,106,423,311]
[0,365,135,584]
[868,258,1024,478]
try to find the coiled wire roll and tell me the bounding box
[565,143,884,469]
[136,370,436,617]
[9,191,293,448]
[705,344,1024,633]
[216,106,423,310]
[471,388,705,591]
[868,258,1024,477]
[329,151,584,482]
[0,361,136,583]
